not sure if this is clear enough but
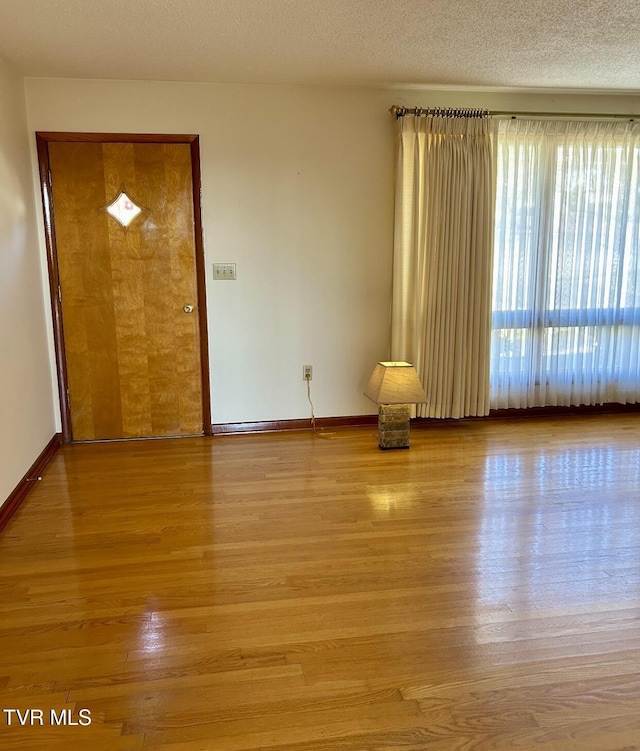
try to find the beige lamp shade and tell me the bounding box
[364,361,427,404]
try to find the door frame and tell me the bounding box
[36,132,212,443]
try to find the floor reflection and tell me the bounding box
[476,443,640,610]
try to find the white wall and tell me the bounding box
[0,58,56,503]
[24,78,640,426]
[25,80,397,425]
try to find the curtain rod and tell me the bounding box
[390,105,638,121]
[390,105,489,118]
[493,110,637,121]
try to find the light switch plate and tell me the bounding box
[213,263,236,280]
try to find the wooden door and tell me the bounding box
[42,137,209,441]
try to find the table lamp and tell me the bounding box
[364,361,427,449]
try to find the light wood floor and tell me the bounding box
[1,415,640,750]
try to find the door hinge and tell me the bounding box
[48,169,52,187]
[57,285,62,303]
[66,388,70,406]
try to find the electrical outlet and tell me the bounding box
[303,365,313,380]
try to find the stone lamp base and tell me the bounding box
[378,404,411,449]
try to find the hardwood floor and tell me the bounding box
[1,415,639,750]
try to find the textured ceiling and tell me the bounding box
[0,0,639,91]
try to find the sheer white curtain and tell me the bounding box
[491,118,640,408]
[391,112,494,418]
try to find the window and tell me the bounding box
[491,118,640,408]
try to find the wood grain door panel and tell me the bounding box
[48,141,204,441]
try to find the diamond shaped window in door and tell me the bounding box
[102,189,146,229]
